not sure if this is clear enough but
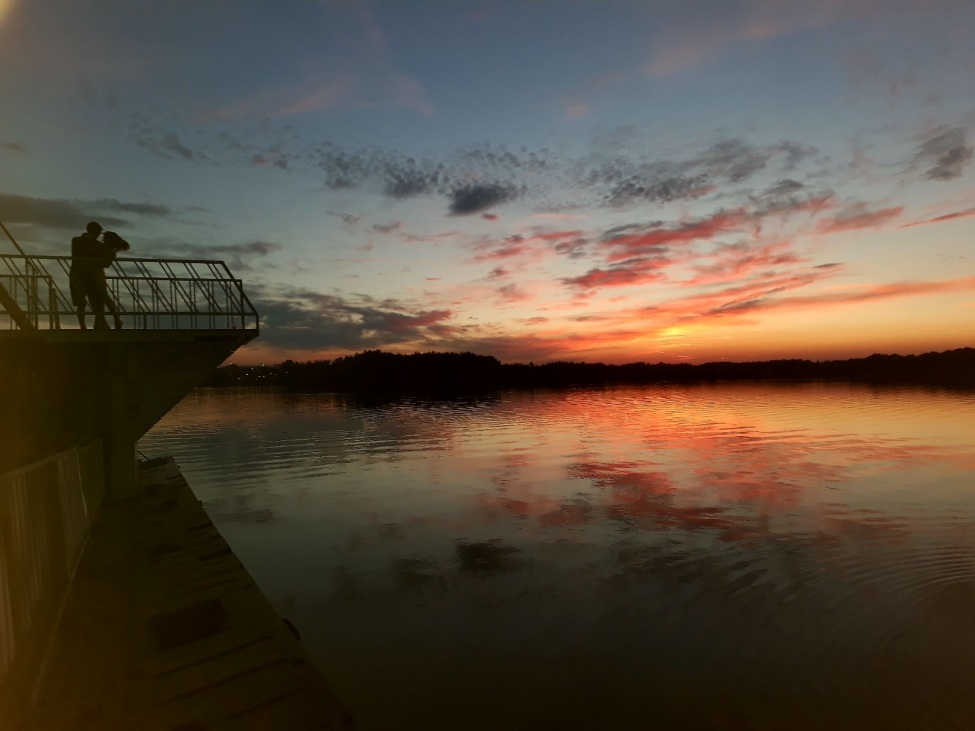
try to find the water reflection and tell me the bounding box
[457,539,524,573]
[141,384,975,730]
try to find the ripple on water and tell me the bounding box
[140,384,975,729]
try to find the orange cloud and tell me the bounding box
[644,274,975,329]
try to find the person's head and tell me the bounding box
[103,231,130,251]
[86,221,103,236]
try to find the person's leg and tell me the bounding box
[70,271,88,329]
[91,297,109,330]
[104,295,123,329]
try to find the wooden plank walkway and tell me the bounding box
[25,457,355,730]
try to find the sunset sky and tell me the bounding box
[1,0,974,365]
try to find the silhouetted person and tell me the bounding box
[100,231,130,329]
[70,221,105,329]
[69,222,127,330]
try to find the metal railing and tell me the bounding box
[1,442,104,690]
[0,254,259,332]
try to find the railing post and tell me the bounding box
[0,281,36,331]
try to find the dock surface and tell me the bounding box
[25,457,354,730]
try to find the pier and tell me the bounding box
[0,245,353,727]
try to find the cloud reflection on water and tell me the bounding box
[141,384,975,730]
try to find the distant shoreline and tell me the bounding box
[203,347,975,393]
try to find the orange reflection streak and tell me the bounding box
[463,385,974,546]
[149,385,975,553]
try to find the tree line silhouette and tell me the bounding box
[201,347,975,393]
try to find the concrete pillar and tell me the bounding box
[104,352,139,500]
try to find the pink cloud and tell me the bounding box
[563,258,669,291]
[604,208,752,262]
[474,241,531,261]
[534,229,586,241]
[900,206,975,228]
[684,241,808,286]
[473,230,585,263]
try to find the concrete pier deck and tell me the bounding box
[22,457,354,730]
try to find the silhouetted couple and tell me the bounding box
[69,221,130,330]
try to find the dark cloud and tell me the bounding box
[750,179,834,216]
[309,143,548,200]
[134,131,204,162]
[251,286,455,351]
[776,140,818,170]
[602,221,666,239]
[108,107,838,220]
[251,154,289,170]
[1,142,27,154]
[571,138,817,211]
[0,193,111,230]
[696,139,769,181]
[819,203,903,233]
[455,144,550,174]
[383,164,443,198]
[0,193,170,231]
[694,139,817,182]
[915,128,973,180]
[606,174,711,206]
[91,199,172,217]
[373,221,402,234]
[152,240,283,270]
[213,241,281,256]
[448,182,518,215]
[552,236,589,260]
[763,179,805,197]
[562,257,669,290]
[325,210,361,225]
[210,130,299,170]
[314,146,375,189]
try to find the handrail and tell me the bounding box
[0,254,259,332]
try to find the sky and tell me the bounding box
[1,0,974,366]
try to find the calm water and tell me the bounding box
[140,383,975,730]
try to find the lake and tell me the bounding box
[139,382,975,730]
